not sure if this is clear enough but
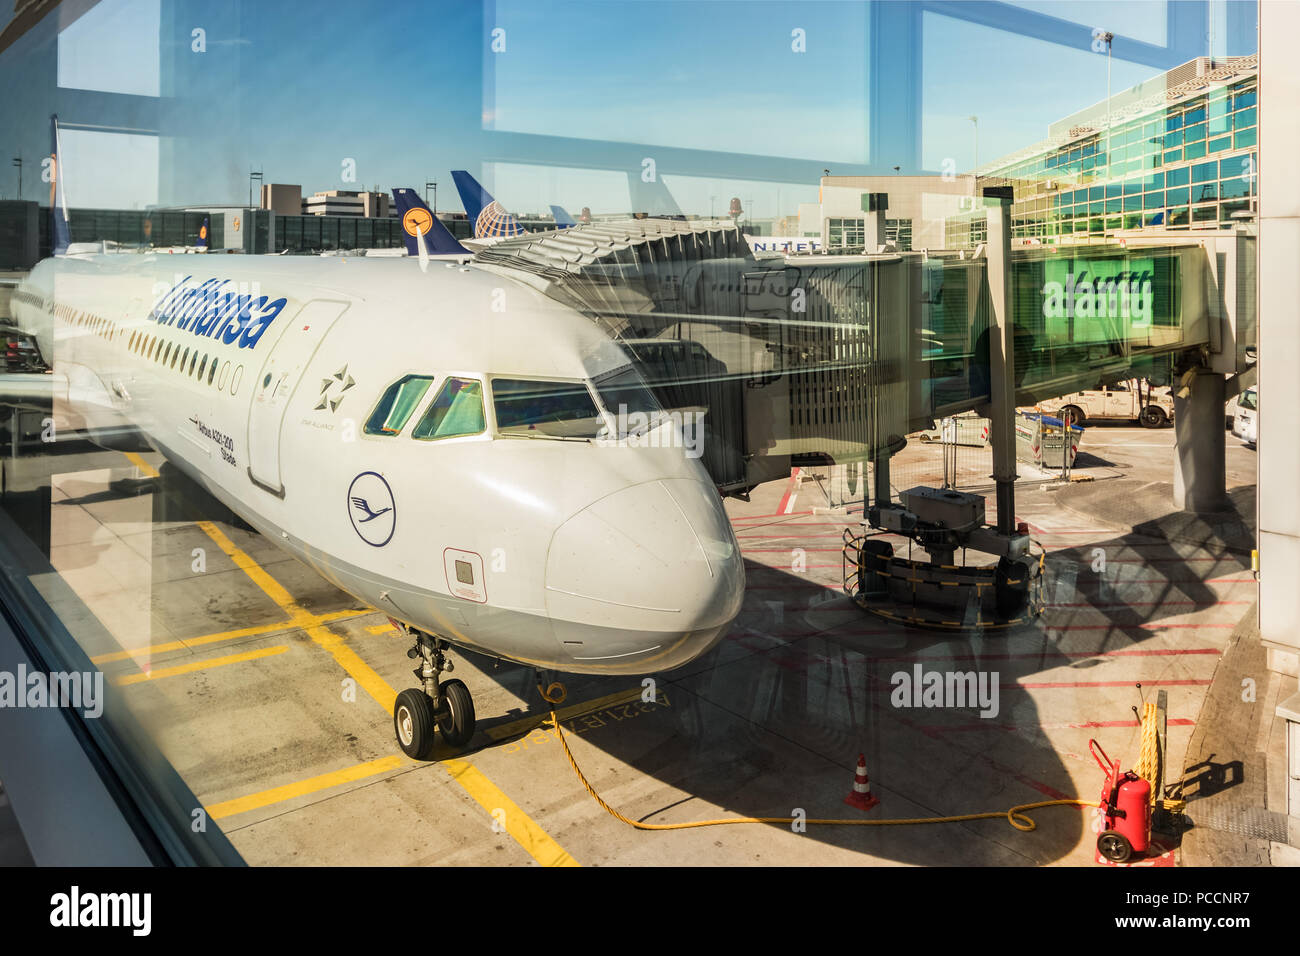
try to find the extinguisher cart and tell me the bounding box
[1089,739,1152,863]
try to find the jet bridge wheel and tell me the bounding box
[394,688,437,760]
[436,679,476,748]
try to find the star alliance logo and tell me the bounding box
[316,363,355,413]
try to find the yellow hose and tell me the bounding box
[544,698,1098,833]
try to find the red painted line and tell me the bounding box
[1090,557,1224,564]
[860,647,1222,663]
[744,582,840,590]
[733,530,852,538]
[738,522,856,527]
[1027,529,1122,535]
[774,467,802,516]
[1044,622,1234,630]
[1124,577,1254,584]
[1046,718,1196,729]
[725,631,1222,663]
[1012,679,1211,689]
[919,718,1197,733]
[742,547,843,553]
[1048,600,1251,608]
[730,510,814,522]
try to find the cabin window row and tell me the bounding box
[126,328,244,396]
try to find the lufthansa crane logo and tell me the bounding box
[402,207,433,238]
[348,471,396,547]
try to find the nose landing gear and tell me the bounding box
[393,625,476,759]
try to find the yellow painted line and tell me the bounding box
[207,755,404,820]
[197,520,304,610]
[442,758,580,867]
[91,609,368,664]
[485,687,643,742]
[303,620,397,714]
[112,645,288,686]
[197,521,401,714]
[367,623,396,635]
[126,464,578,866]
[123,451,160,478]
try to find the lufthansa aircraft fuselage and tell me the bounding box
[12,253,744,675]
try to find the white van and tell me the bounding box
[1232,387,1257,447]
[1037,379,1175,428]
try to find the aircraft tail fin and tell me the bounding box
[549,204,576,228]
[391,187,471,256]
[50,115,70,255]
[626,169,685,219]
[450,170,525,238]
[196,216,209,250]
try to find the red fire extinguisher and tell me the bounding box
[1090,739,1151,863]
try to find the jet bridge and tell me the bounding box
[473,213,1254,516]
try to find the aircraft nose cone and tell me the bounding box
[545,478,744,673]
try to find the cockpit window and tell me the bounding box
[492,378,603,439]
[365,375,433,435]
[412,377,485,440]
[592,365,666,438]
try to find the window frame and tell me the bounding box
[486,373,606,441]
[362,373,436,438]
[411,374,489,443]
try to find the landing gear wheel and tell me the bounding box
[394,688,437,760]
[1140,405,1167,428]
[1097,829,1133,863]
[1061,405,1085,427]
[436,678,476,748]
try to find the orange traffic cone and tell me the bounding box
[844,753,879,811]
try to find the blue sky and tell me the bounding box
[0,0,1258,219]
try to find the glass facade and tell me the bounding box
[974,72,1257,243]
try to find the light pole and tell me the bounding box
[710,195,716,219]
[968,115,979,174]
[1101,32,1114,171]
[425,180,437,216]
[11,156,19,199]
[249,168,263,209]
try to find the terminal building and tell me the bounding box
[947,55,1258,247]
[797,175,977,251]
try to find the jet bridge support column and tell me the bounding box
[1172,368,1227,513]
[984,195,1017,535]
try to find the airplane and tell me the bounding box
[625,169,685,220]
[390,187,473,258]
[6,139,744,759]
[745,235,822,256]
[550,204,577,229]
[451,169,527,240]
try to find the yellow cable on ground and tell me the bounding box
[543,699,1098,833]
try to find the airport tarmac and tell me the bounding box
[3,425,1258,866]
